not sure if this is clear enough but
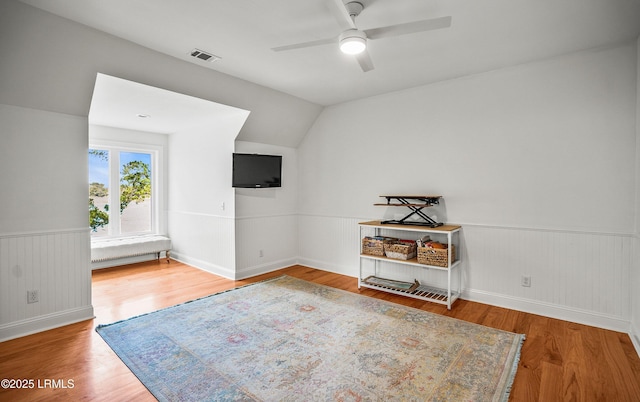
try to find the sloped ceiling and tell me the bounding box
[20,0,640,106]
[15,0,640,148]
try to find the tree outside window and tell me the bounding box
[89,148,153,237]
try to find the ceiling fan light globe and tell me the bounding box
[339,30,367,54]
[340,37,366,54]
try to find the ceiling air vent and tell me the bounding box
[190,49,220,62]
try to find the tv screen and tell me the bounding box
[232,153,282,188]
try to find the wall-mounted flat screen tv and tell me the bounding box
[232,153,282,188]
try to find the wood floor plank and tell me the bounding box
[560,327,586,402]
[583,327,617,401]
[1,260,639,401]
[538,361,563,402]
[598,329,640,399]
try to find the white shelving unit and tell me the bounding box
[358,220,462,309]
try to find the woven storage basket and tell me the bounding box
[384,241,417,260]
[362,237,397,256]
[417,244,456,267]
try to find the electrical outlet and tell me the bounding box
[27,289,39,304]
[259,249,264,258]
[521,275,531,287]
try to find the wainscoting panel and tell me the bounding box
[297,215,364,276]
[627,235,639,355]
[297,215,633,331]
[168,211,236,279]
[0,229,94,341]
[461,225,632,321]
[235,214,299,279]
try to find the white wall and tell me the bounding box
[0,104,93,341]
[297,42,638,331]
[168,112,249,279]
[234,141,299,278]
[300,44,636,233]
[0,105,90,234]
[632,36,640,351]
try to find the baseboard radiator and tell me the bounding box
[91,235,172,263]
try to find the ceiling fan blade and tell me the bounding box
[272,37,336,52]
[364,16,452,40]
[325,0,357,31]
[355,49,374,72]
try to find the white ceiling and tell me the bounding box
[20,0,640,107]
[89,74,249,134]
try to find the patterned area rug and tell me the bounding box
[96,276,524,401]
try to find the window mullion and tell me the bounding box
[110,150,121,236]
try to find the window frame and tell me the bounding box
[89,140,163,239]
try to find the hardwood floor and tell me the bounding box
[1,260,639,401]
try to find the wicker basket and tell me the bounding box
[362,237,397,256]
[384,241,417,260]
[417,244,456,267]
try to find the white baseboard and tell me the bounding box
[0,306,95,342]
[296,257,355,278]
[236,258,299,280]
[630,322,640,357]
[171,251,299,281]
[462,288,630,333]
[169,252,236,279]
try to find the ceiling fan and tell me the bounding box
[271,0,452,72]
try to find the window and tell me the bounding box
[89,144,159,238]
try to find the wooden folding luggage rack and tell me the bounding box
[375,195,443,227]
